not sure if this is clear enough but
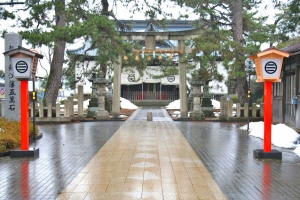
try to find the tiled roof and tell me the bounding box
[281,42,300,53]
[116,20,195,32]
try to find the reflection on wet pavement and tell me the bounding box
[56,109,225,199]
[0,122,123,199]
[175,121,300,199]
[1,107,300,200]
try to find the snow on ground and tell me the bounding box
[120,97,138,109]
[165,99,220,117]
[165,99,180,109]
[73,97,138,112]
[211,99,220,109]
[240,122,300,157]
[166,99,221,110]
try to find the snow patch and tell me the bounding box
[240,122,300,156]
[120,97,138,109]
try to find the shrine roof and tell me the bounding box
[116,20,195,32]
[281,42,300,54]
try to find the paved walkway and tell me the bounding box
[56,108,225,199]
[1,107,300,199]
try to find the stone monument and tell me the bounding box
[3,33,22,121]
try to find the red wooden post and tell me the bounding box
[20,80,29,150]
[264,81,272,152]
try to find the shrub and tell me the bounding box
[257,98,263,104]
[230,95,240,103]
[0,118,38,152]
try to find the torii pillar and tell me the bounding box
[111,55,122,117]
[178,40,188,118]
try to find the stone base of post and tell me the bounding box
[94,110,109,120]
[253,149,282,160]
[10,148,39,158]
[189,110,205,120]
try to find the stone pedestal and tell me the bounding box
[94,95,109,120]
[201,96,214,117]
[190,96,204,120]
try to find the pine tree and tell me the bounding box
[180,0,270,105]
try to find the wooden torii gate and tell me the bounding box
[111,28,202,118]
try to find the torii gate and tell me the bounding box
[111,28,202,118]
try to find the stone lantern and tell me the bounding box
[86,73,98,118]
[189,72,205,120]
[94,71,109,119]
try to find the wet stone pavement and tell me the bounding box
[175,121,300,200]
[0,122,123,200]
[1,107,300,200]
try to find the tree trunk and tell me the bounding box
[44,0,66,105]
[232,0,248,105]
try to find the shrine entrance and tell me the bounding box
[112,27,202,117]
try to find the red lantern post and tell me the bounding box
[3,47,43,157]
[250,47,289,159]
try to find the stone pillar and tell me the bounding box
[64,100,69,117]
[77,85,84,118]
[56,103,60,118]
[236,103,241,117]
[39,102,44,117]
[4,33,22,121]
[112,55,122,117]
[47,103,52,117]
[67,96,74,119]
[227,100,233,117]
[178,40,188,118]
[244,103,249,117]
[252,103,257,117]
[220,96,227,117]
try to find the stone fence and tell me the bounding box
[28,95,83,123]
[219,97,264,119]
